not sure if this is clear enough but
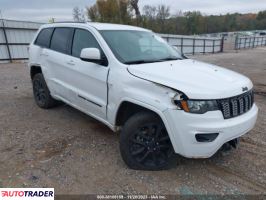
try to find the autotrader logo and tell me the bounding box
[0,188,54,200]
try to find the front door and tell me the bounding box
[64,28,109,120]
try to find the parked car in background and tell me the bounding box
[28,22,258,170]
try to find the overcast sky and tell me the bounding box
[1,0,266,22]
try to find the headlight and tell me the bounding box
[186,100,219,114]
[172,92,219,114]
[174,99,219,114]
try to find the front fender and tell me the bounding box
[110,97,180,153]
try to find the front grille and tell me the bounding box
[217,90,254,119]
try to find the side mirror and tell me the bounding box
[80,48,102,63]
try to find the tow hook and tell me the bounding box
[221,138,239,152]
[228,138,239,149]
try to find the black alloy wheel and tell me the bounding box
[120,112,175,170]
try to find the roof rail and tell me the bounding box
[51,21,87,24]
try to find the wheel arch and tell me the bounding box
[114,99,178,152]
[115,99,169,128]
[30,65,42,80]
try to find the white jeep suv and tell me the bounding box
[28,22,258,170]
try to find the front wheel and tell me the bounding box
[120,112,176,170]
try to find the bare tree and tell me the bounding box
[157,5,170,33]
[130,0,141,24]
[142,5,157,29]
[143,5,157,20]
[157,5,170,21]
[73,6,86,22]
[87,4,99,22]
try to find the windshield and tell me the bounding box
[100,30,183,64]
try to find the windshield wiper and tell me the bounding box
[124,57,182,65]
[158,57,182,61]
[124,60,159,65]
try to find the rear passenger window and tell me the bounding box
[72,29,101,58]
[35,28,53,48]
[50,28,73,54]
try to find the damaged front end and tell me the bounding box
[221,138,239,152]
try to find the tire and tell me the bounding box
[120,112,176,170]
[32,73,59,109]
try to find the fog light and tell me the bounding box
[195,133,219,142]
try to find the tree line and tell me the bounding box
[73,0,266,35]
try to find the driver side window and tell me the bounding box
[72,29,101,58]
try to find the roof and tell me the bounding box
[41,22,150,32]
[87,22,149,31]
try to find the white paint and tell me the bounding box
[28,22,258,158]
[80,48,101,61]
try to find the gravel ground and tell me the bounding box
[0,47,265,196]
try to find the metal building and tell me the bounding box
[0,19,43,62]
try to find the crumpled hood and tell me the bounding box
[127,59,253,99]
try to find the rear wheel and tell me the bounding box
[120,112,176,170]
[32,73,59,109]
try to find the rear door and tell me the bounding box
[44,27,76,102]
[30,27,54,86]
[67,28,109,120]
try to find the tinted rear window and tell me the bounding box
[35,28,54,48]
[50,28,73,54]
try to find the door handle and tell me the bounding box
[66,60,75,66]
[41,53,49,57]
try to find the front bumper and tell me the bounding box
[163,104,258,158]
